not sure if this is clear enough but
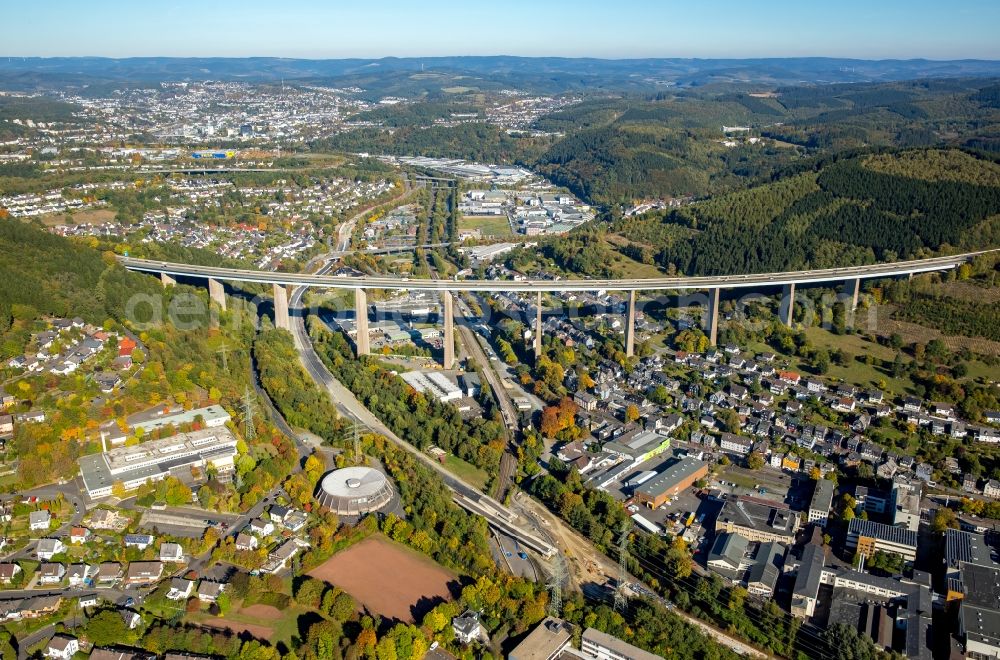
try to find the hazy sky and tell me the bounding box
[5,0,1000,60]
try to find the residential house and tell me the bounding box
[452,610,488,645]
[963,474,980,494]
[160,543,185,563]
[197,581,226,602]
[44,635,79,660]
[166,577,195,600]
[36,538,65,561]
[984,480,1000,499]
[719,433,751,455]
[96,562,123,584]
[249,518,275,537]
[89,509,126,530]
[67,564,94,587]
[0,563,22,584]
[38,563,66,585]
[124,534,154,550]
[29,510,52,531]
[120,609,142,630]
[234,533,258,551]
[69,527,91,545]
[124,562,163,586]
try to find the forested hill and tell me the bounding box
[532,78,1000,206]
[524,149,1000,277]
[0,219,161,339]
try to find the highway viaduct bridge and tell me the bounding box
[120,249,994,560]
[121,250,993,369]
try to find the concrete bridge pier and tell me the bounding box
[780,282,796,326]
[273,283,290,331]
[845,277,861,312]
[535,291,543,362]
[843,277,862,327]
[442,290,455,370]
[625,290,637,358]
[160,272,176,287]
[208,277,226,312]
[355,288,370,356]
[707,287,720,346]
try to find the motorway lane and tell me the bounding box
[120,249,993,293]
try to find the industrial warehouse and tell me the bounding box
[632,457,709,508]
[78,427,240,498]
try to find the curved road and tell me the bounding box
[120,249,994,292]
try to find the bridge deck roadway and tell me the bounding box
[120,249,994,293]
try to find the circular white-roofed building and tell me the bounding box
[315,466,394,515]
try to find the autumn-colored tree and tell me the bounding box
[624,404,640,423]
[356,628,377,655]
[111,481,127,499]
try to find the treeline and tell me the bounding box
[313,123,547,164]
[350,102,484,127]
[817,159,1000,247]
[894,294,1000,342]
[253,325,346,441]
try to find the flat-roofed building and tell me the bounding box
[604,430,671,466]
[128,404,230,435]
[580,627,662,660]
[945,529,998,581]
[846,518,918,562]
[716,495,798,544]
[509,617,574,660]
[79,427,239,498]
[957,562,1000,660]
[632,457,708,508]
[807,478,835,527]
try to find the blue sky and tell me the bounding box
[4,0,1000,59]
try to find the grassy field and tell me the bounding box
[459,215,514,238]
[612,254,666,279]
[443,454,489,490]
[187,600,308,645]
[33,208,116,227]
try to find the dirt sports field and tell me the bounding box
[308,536,456,622]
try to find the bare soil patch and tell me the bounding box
[874,305,1000,356]
[199,618,274,639]
[240,604,282,618]
[308,535,457,623]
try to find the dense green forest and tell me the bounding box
[518,148,1000,278]
[535,78,1000,205]
[350,101,485,127]
[0,219,165,334]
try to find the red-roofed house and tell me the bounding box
[118,337,137,357]
[778,371,801,385]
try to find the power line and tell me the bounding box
[547,553,567,617]
[241,385,257,442]
[216,341,230,371]
[614,524,629,612]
